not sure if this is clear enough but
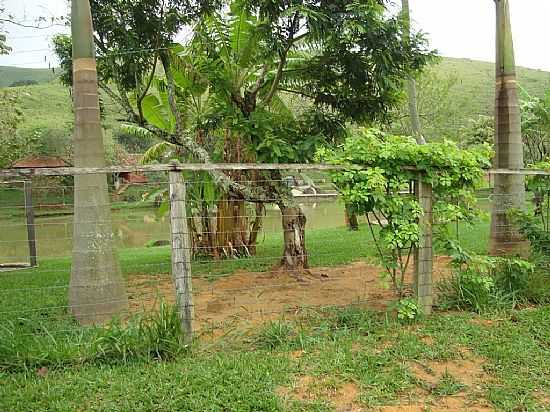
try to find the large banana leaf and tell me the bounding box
[141,94,176,133]
[229,2,258,69]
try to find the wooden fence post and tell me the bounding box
[24,180,37,267]
[169,170,194,343]
[414,177,433,315]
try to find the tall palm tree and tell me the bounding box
[489,0,527,255]
[69,0,127,324]
[402,0,425,145]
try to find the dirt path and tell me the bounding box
[127,257,452,334]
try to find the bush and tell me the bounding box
[438,255,497,313]
[438,244,548,313]
[324,128,492,297]
[509,206,550,304]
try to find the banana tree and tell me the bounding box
[124,46,266,259]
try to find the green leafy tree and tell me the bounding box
[521,90,550,165]
[88,0,217,124]
[0,89,24,167]
[391,65,460,142]
[460,89,550,165]
[143,0,434,269]
[52,34,73,88]
[460,115,495,148]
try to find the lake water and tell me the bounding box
[0,200,346,263]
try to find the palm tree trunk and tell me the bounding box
[402,0,425,145]
[489,0,527,255]
[69,0,127,324]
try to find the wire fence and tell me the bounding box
[0,164,429,341]
[0,164,548,343]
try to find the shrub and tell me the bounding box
[396,298,421,322]
[0,303,187,372]
[508,171,550,303]
[438,255,497,313]
[438,240,548,312]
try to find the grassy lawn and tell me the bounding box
[3,212,547,412]
[0,306,548,411]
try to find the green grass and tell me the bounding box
[0,215,492,337]
[1,306,548,411]
[0,215,547,411]
[0,66,56,88]
[0,224,379,361]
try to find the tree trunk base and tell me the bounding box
[280,204,308,270]
[489,174,529,257]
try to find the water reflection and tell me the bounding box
[0,200,345,262]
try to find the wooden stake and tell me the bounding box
[414,177,433,315]
[24,180,37,267]
[169,171,194,343]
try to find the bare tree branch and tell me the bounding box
[0,18,65,29]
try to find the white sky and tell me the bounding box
[0,0,549,71]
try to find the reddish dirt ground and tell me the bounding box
[277,347,494,412]
[127,257,452,334]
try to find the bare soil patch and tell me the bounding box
[127,257,452,334]
[407,355,488,387]
[377,397,494,412]
[379,350,494,412]
[277,375,363,411]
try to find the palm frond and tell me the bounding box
[119,123,155,140]
[141,141,176,164]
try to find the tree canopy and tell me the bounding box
[153,0,435,164]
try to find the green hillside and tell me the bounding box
[433,57,550,125]
[2,81,123,166]
[0,66,57,87]
[3,57,550,149]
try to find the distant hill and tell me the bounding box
[4,57,550,144]
[0,66,57,87]
[433,57,550,122]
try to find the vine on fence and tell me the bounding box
[321,128,491,296]
[510,160,550,271]
[527,160,550,232]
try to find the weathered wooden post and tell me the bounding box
[414,176,433,315]
[24,180,37,267]
[169,168,194,343]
